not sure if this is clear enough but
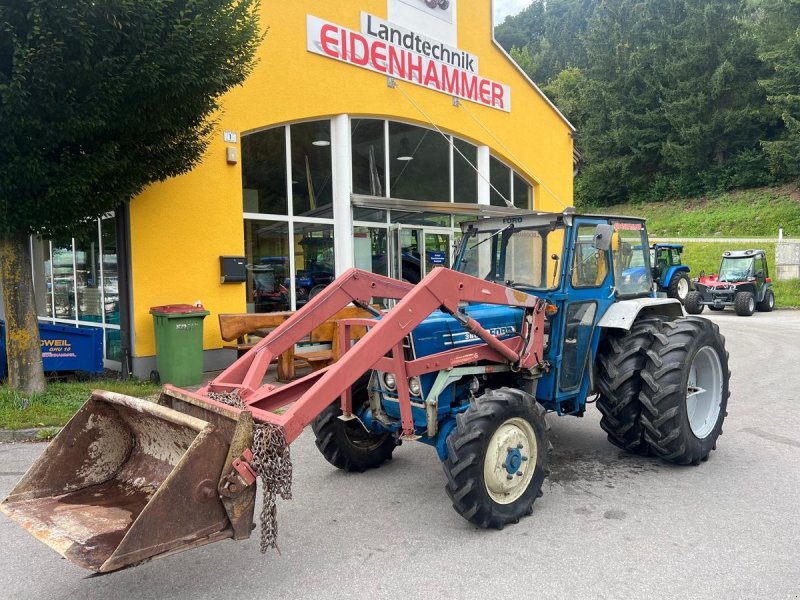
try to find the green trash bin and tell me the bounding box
[149,304,210,387]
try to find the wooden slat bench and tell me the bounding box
[218,305,378,382]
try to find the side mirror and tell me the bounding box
[592,224,614,251]
[756,270,765,278]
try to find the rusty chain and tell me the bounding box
[207,391,293,553]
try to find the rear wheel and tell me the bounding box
[639,317,730,465]
[684,291,704,314]
[443,388,549,529]
[312,382,395,472]
[757,289,775,312]
[668,273,690,302]
[596,317,666,454]
[734,291,755,316]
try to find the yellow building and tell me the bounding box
[24,0,575,378]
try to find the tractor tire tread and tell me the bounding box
[595,317,667,454]
[443,388,549,530]
[639,317,730,465]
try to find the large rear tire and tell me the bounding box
[684,291,704,314]
[639,317,730,465]
[312,382,396,472]
[667,273,690,302]
[443,388,549,530]
[596,317,666,455]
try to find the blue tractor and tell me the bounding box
[651,243,691,301]
[1,211,732,571]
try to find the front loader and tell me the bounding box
[2,210,730,573]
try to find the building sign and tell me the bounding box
[397,0,454,24]
[307,14,511,112]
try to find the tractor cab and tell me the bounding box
[455,212,675,415]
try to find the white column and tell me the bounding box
[477,145,491,206]
[332,114,354,277]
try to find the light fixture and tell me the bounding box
[312,122,330,147]
[396,137,414,161]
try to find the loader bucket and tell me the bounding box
[0,390,255,573]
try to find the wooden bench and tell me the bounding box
[218,306,378,382]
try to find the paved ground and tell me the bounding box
[1,310,799,599]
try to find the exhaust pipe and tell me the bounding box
[1,390,255,573]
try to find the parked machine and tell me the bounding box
[1,210,730,574]
[651,243,691,301]
[685,249,775,316]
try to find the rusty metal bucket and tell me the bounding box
[0,390,255,573]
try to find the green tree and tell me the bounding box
[0,0,261,392]
[756,0,800,178]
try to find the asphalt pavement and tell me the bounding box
[1,310,799,599]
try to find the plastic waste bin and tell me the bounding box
[149,304,210,387]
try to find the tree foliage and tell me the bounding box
[0,0,262,238]
[497,0,796,206]
[0,0,262,392]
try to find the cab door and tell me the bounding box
[552,220,617,414]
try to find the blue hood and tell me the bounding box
[410,304,524,358]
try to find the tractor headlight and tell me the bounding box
[382,372,397,391]
[408,377,421,397]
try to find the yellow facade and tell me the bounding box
[130,0,574,359]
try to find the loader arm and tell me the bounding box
[179,267,544,443]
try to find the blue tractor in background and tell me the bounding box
[651,243,691,302]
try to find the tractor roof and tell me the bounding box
[460,209,645,234]
[653,243,684,251]
[722,249,766,258]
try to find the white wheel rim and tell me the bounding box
[483,417,537,505]
[748,297,755,313]
[769,293,774,308]
[686,346,723,439]
[677,278,689,299]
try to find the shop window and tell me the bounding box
[101,217,120,326]
[51,243,76,320]
[291,121,333,218]
[389,122,450,202]
[74,221,103,324]
[245,220,291,313]
[352,207,388,223]
[390,211,452,227]
[490,157,512,207]
[242,127,288,216]
[513,172,532,210]
[352,119,386,197]
[106,329,122,363]
[453,138,478,203]
[294,222,335,307]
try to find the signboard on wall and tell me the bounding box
[307,13,511,112]
[397,0,454,24]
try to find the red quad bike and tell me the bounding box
[685,249,775,316]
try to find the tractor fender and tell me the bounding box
[598,298,683,331]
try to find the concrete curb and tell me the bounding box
[0,427,61,443]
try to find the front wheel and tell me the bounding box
[734,291,755,316]
[639,317,730,465]
[443,388,549,529]
[312,382,396,472]
[684,290,705,314]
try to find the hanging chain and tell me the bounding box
[207,391,293,553]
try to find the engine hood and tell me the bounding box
[410,304,524,358]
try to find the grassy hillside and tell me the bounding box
[585,185,800,307]
[591,185,800,238]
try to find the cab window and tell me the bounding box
[572,225,609,288]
